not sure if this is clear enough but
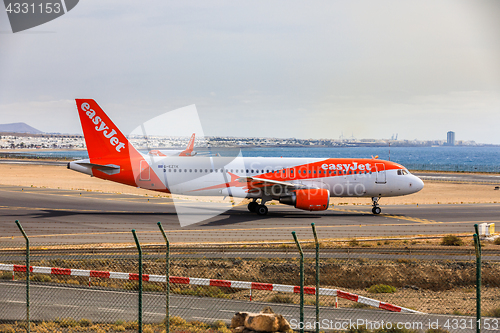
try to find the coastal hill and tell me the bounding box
[0,122,43,134]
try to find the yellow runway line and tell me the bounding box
[329,207,438,224]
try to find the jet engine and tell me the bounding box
[279,189,330,211]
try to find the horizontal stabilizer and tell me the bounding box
[77,162,120,175]
[68,159,120,176]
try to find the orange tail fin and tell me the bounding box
[75,99,135,161]
[179,133,195,156]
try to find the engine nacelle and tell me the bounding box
[279,189,330,211]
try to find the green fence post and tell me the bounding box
[291,231,304,333]
[132,230,143,333]
[157,222,170,333]
[15,220,30,333]
[473,224,482,333]
[311,223,319,333]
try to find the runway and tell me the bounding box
[0,184,498,246]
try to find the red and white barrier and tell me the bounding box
[0,263,420,314]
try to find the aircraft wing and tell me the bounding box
[237,176,312,194]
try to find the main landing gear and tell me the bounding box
[371,197,381,215]
[247,199,269,216]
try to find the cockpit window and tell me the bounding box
[402,169,409,175]
[398,169,409,175]
[397,170,402,175]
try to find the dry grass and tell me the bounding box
[0,317,233,333]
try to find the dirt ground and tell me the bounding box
[1,163,499,205]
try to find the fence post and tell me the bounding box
[291,231,304,333]
[15,220,30,333]
[311,223,319,333]
[157,222,170,333]
[132,230,143,333]
[473,224,482,333]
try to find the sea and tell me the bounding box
[7,146,500,173]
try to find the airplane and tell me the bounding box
[148,133,197,157]
[68,99,424,216]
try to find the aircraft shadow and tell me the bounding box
[1,207,375,229]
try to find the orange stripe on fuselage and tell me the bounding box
[260,159,404,181]
[190,159,404,193]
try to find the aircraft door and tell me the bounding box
[140,160,151,181]
[375,163,386,184]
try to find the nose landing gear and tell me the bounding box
[371,197,381,214]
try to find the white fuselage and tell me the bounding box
[131,155,424,199]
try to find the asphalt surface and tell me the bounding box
[0,184,499,245]
[0,281,487,333]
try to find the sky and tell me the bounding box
[1,1,500,143]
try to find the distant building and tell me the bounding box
[447,131,455,146]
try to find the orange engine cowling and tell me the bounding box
[279,189,330,211]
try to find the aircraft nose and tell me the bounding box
[410,175,424,193]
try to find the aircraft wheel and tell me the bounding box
[256,205,268,216]
[372,207,381,215]
[248,201,258,212]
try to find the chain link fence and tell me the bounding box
[1,224,499,333]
